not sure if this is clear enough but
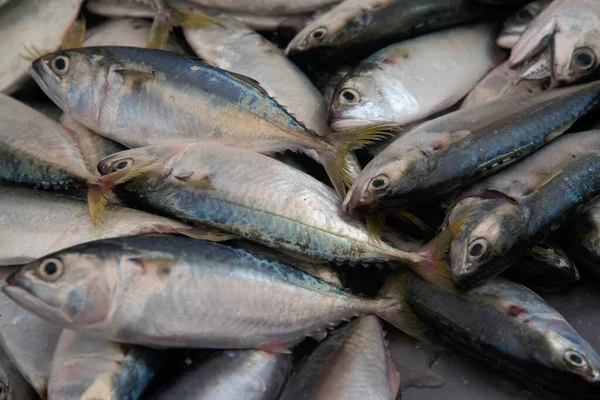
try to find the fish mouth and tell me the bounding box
[496,34,520,49]
[29,62,67,111]
[330,118,377,131]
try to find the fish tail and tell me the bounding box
[375,270,432,344]
[319,122,399,197]
[61,18,86,50]
[148,4,223,49]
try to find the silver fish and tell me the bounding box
[3,236,398,350]
[151,350,291,399]
[279,315,399,400]
[497,0,551,49]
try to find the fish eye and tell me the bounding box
[572,48,596,71]
[468,238,490,259]
[51,55,70,75]
[339,88,360,105]
[310,27,327,41]
[565,350,588,368]
[0,382,7,400]
[38,258,64,282]
[110,158,134,173]
[516,8,533,22]
[369,175,390,191]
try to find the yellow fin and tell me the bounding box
[524,169,562,196]
[395,209,431,232]
[61,19,86,49]
[174,172,215,190]
[181,228,236,242]
[129,257,177,275]
[366,215,385,240]
[148,7,223,49]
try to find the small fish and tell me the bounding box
[460,61,545,108]
[343,80,600,215]
[447,129,600,287]
[564,199,600,282]
[151,350,291,399]
[0,342,37,400]
[525,240,577,277]
[404,272,600,397]
[0,0,83,94]
[509,0,600,85]
[497,0,551,49]
[505,254,580,292]
[328,24,501,131]
[279,315,399,400]
[2,236,400,350]
[30,46,389,198]
[0,94,106,219]
[48,330,161,400]
[285,0,490,61]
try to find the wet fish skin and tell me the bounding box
[0,0,83,94]
[449,130,600,287]
[285,0,490,60]
[509,0,600,85]
[406,273,600,397]
[48,330,161,400]
[2,236,397,349]
[564,199,600,282]
[505,256,580,292]
[343,80,600,215]
[151,350,291,399]
[0,185,202,266]
[279,315,399,400]
[328,24,500,131]
[496,0,551,49]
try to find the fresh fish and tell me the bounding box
[509,0,600,85]
[328,24,500,131]
[285,0,490,60]
[0,0,83,94]
[2,236,399,349]
[497,0,551,49]
[0,94,106,218]
[48,330,161,400]
[564,199,600,282]
[447,129,600,287]
[183,16,330,136]
[30,46,386,197]
[0,344,37,400]
[95,143,444,277]
[151,350,290,399]
[505,255,580,292]
[405,272,600,397]
[279,315,399,400]
[343,80,600,215]
[461,61,545,108]
[525,240,576,275]
[0,185,210,266]
[0,282,61,398]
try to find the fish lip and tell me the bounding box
[2,283,73,327]
[330,118,375,131]
[496,35,519,49]
[29,61,67,111]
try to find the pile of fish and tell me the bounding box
[2,0,600,399]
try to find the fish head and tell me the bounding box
[450,197,527,287]
[497,0,549,49]
[552,30,600,84]
[2,249,114,328]
[329,67,407,131]
[30,48,111,126]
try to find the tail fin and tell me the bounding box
[376,270,432,344]
[319,122,398,197]
[148,5,223,49]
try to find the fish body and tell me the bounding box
[509,0,600,85]
[0,0,82,94]
[0,185,201,266]
[407,273,600,397]
[152,350,291,399]
[449,129,600,287]
[183,17,329,136]
[48,330,161,400]
[328,23,500,131]
[3,236,397,349]
[279,315,399,400]
[343,80,600,215]
[497,0,551,49]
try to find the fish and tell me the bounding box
[509,0,600,85]
[505,254,580,292]
[0,93,107,219]
[151,350,291,399]
[0,342,37,400]
[517,47,553,81]
[447,129,600,287]
[0,0,83,94]
[285,0,490,61]
[0,185,216,266]
[564,199,600,282]
[48,330,161,400]
[183,16,330,136]
[525,240,576,277]
[0,278,61,399]
[343,80,600,215]
[460,61,545,108]
[496,0,551,49]
[404,272,600,397]
[30,46,389,198]
[279,315,399,400]
[328,23,501,131]
[2,236,400,350]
